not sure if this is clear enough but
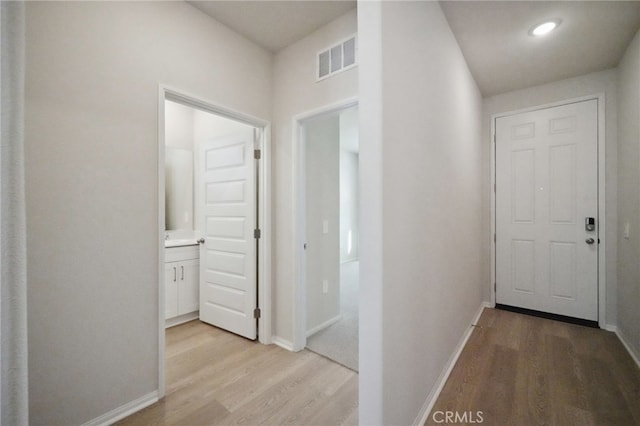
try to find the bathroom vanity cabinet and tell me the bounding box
[165,245,199,327]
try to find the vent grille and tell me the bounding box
[317,35,357,81]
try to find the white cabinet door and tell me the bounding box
[199,132,257,340]
[165,262,179,319]
[178,258,199,315]
[496,99,598,321]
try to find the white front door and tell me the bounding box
[495,99,598,321]
[199,132,258,340]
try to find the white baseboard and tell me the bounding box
[414,302,490,426]
[615,327,640,370]
[306,314,342,337]
[165,311,199,328]
[82,391,158,426]
[272,336,295,352]
[604,324,617,333]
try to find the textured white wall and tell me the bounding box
[616,29,640,361]
[359,2,484,424]
[304,115,341,333]
[483,69,619,326]
[24,2,271,424]
[271,8,357,344]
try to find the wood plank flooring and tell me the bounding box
[117,321,358,426]
[426,308,640,426]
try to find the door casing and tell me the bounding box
[292,97,358,352]
[490,94,606,328]
[157,85,272,398]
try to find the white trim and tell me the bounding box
[157,87,167,398]
[292,97,359,352]
[82,391,159,426]
[604,324,617,333]
[157,85,272,398]
[414,302,490,426]
[615,327,640,370]
[258,124,273,345]
[272,336,296,352]
[490,94,607,328]
[165,311,199,329]
[306,314,342,338]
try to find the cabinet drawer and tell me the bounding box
[165,245,199,262]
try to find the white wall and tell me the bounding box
[357,3,384,423]
[358,2,484,424]
[483,69,619,326]
[304,115,341,333]
[271,8,357,345]
[165,100,194,151]
[340,151,359,263]
[165,101,195,233]
[340,107,359,263]
[24,2,271,424]
[616,29,640,361]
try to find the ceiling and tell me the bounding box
[187,1,356,53]
[440,1,640,96]
[186,1,640,96]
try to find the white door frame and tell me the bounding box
[157,85,272,397]
[490,93,606,328]
[292,97,358,352]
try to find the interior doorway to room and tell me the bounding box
[299,104,359,371]
[158,88,271,396]
[494,98,600,324]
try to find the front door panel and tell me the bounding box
[496,100,598,321]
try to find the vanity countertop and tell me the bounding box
[165,238,198,248]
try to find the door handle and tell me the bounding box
[197,238,205,244]
[173,266,177,281]
[586,238,595,245]
[181,265,184,280]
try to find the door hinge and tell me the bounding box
[494,282,497,292]
[494,183,496,193]
[254,229,261,239]
[254,307,261,319]
[494,233,496,243]
[254,149,261,160]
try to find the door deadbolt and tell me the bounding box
[585,217,596,232]
[585,238,595,245]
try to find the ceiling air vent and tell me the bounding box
[317,35,357,81]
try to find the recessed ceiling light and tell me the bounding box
[529,19,561,37]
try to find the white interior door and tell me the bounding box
[199,132,257,339]
[496,99,598,321]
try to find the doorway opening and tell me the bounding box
[294,100,359,371]
[157,86,271,397]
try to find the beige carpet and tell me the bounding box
[306,261,359,371]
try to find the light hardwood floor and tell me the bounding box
[117,321,358,425]
[426,308,640,426]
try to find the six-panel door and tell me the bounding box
[495,100,598,321]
